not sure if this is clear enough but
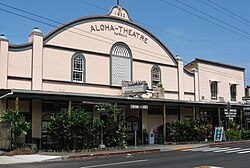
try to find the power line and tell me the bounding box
[173,0,250,36]
[206,0,250,25]
[160,0,250,40]
[137,20,250,63]
[78,0,250,63]
[197,0,250,27]
[0,4,176,65]
[0,2,249,83]
[78,0,108,12]
[76,0,250,82]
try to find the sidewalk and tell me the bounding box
[2,140,250,165]
[0,143,206,165]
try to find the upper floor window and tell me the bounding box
[230,84,237,101]
[110,42,132,86]
[72,53,85,82]
[210,81,218,99]
[152,65,161,88]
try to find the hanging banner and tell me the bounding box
[214,127,224,142]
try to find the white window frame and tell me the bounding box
[152,65,161,88]
[72,53,85,82]
[230,84,237,101]
[110,42,132,86]
[210,81,218,99]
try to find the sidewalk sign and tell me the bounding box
[214,127,224,142]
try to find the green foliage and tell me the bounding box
[165,119,212,143]
[96,104,127,148]
[47,104,127,151]
[1,109,31,149]
[225,120,241,141]
[47,108,100,151]
[241,130,250,140]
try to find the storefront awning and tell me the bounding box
[0,89,249,108]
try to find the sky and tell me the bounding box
[0,0,249,86]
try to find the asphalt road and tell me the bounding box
[2,143,250,168]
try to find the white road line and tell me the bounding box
[182,147,211,152]
[182,147,226,152]
[80,159,149,168]
[238,150,250,154]
[213,148,240,153]
[225,148,250,153]
[194,165,224,168]
[202,147,230,152]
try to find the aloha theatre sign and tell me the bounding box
[90,24,149,44]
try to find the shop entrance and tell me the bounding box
[126,116,140,145]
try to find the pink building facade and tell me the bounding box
[0,6,249,147]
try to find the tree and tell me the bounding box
[96,103,127,148]
[1,109,31,149]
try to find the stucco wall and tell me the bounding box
[86,54,110,85]
[183,72,194,93]
[45,20,176,66]
[7,80,32,90]
[8,50,32,78]
[198,62,244,102]
[184,94,195,101]
[148,115,163,131]
[161,66,178,92]
[164,92,179,100]
[32,99,42,139]
[42,82,121,95]
[43,48,72,81]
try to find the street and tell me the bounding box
[2,143,250,168]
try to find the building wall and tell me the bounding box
[198,62,245,102]
[184,94,195,101]
[166,115,178,122]
[45,20,176,67]
[183,72,194,93]
[161,66,179,92]
[32,99,42,139]
[7,80,32,90]
[7,100,30,112]
[8,50,32,78]
[165,92,179,100]
[0,15,200,102]
[0,100,6,117]
[42,82,121,95]
[43,48,72,82]
[180,107,193,120]
[148,115,162,130]
[0,40,8,88]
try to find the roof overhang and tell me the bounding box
[0,89,248,108]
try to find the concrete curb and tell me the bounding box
[209,140,250,147]
[65,149,161,160]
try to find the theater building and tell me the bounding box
[0,5,248,147]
